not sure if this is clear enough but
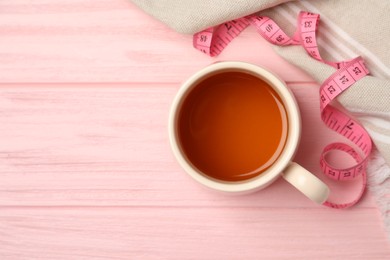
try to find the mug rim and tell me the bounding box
[168,61,301,193]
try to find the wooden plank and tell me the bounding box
[0,0,312,83]
[0,207,389,259]
[0,83,376,208]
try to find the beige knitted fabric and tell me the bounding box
[130,0,293,34]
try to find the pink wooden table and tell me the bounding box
[1,1,389,259]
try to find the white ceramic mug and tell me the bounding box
[168,61,329,204]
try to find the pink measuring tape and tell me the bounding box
[193,11,372,209]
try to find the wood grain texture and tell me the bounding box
[0,0,311,83]
[0,83,379,208]
[0,207,388,259]
[0,0,389,259]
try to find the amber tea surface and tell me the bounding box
[178,71,288,181]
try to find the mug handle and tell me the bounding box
[282,162,329,204]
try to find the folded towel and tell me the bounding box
[130,0,390,239]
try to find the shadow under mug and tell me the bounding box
[168,61,329,204]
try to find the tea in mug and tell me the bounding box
[178,71,288,181]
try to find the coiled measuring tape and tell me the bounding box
[193,11,372,209]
